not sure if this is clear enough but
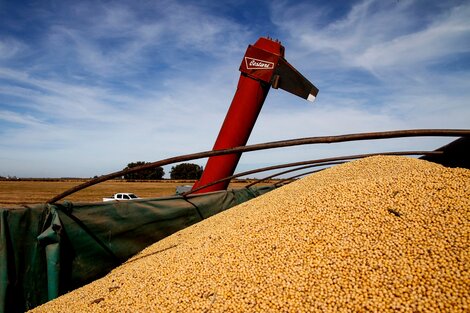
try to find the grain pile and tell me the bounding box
[31,156,469,312]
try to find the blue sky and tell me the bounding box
[1,0,469,178]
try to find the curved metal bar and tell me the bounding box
[184,150,443,196]
[274,168,329,187]
[243,160,346,188]
[47,129,467,203]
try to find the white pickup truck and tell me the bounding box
[103,193,140,202]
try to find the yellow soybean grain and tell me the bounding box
[30,156,470,312]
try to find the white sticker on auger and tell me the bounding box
[245,57,274,70]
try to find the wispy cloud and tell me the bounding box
[0,109,44,127]
[271,1,470,72]
[0,37,27,59]
[34,1,251,78]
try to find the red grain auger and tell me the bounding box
[192,37,319,193]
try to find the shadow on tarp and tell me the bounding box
[0,186,275,313]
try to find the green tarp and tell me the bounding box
[0,186,274,313]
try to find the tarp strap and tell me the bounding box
[181,196,204,220]
[244,186,261,198]
[54,204,121,264]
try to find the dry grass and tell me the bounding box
[0,180,267,207]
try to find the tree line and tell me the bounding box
[123,162,203,180]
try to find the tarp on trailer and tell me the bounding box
[0,186,275,313]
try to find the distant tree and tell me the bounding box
[123,161,165,180]
[170,163,203,179]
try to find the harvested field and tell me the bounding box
[30,156,469,312]
[0,180,266,207]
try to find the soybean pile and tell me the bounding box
[31,156,469,312]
